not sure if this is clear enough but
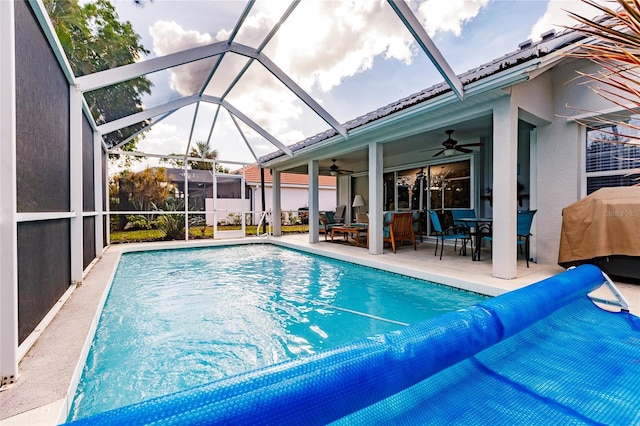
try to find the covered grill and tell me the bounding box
[558,187,640,281]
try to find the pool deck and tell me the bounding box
[1,234,638,425]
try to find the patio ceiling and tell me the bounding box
[52,0,465,167]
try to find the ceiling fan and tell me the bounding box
[433,130,483,157]
[324,159,353,176]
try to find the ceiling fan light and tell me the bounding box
[444,148,456,156]
[330,170,337,176]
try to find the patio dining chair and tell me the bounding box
[383,212,416,253]
[483,210,537,267]
[428,210,470,260]
[412,210,423,242]
[451,209,477,248]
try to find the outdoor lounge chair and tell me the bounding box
[383,212,416,253]
[428,210,470,259]
[319,209,344,240]
[334,204,346,224]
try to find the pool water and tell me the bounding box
[68,245,486,421]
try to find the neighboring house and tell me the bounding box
[238,165,337,223]
[260,22,640,279]
[164,166,336,225]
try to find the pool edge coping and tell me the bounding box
[1,237,546,425]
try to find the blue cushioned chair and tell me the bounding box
[451,209,477,249]
[483,210,537,267]
[319,211,337,240]
[428,210,469,259]
[412,210,423,242]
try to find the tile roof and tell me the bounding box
[236,164,336,187]
[259,22,589,164]
[164,166,335,187]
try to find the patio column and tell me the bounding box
[70,85,84,284]
[492,98,518,279]
[0,0,19,386]
[528,127,538,262]
[308,160,320,244]
[272,170,282,236]
[368,142,383,255]
[94,132,103,257]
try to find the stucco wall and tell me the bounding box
[255,185,337,212]
[534,59,614,265]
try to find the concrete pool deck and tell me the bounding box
[1,235,638,425]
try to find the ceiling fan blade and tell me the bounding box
[456,146,473,154]
[432,149,445,157]
[459,142,484,148]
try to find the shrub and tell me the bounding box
[153,199,186,240]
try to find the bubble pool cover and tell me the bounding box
[67,265,640,425]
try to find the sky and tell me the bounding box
[102,0,607,171]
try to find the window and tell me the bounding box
[382,160,472,219]
[586,118,640,194]
[428,161,471,209]
[427,160,471,229]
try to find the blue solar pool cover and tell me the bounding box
[67,265,640,425]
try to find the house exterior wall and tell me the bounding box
[254,185,336,213]
[535,59,613,265]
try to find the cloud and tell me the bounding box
[136,121,185,155]
[149,21,219,95]
[146,0,493,153]
[417,0,490,37]
[528,0,607,41]
[274,0,415,92]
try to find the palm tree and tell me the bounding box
[568,0,640,141]
[567,0,640,183]
[188,141,218,170]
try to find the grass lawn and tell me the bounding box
[110,225,309,243]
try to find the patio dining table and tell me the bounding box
[457,217,493,261]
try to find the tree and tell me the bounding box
[160,140,230,173]
[110,167,175,229]
[44,0,152,149]
[567,0,640,183]
[189,141,218,170]
[568,0,640,143]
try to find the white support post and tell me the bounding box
[272,170,282,237]
[104,148,110,246]
[529,127,538,262]
[184,163,189,241]
[492,98,518,278]
[70,87,84,284]
[240,167,246,236]
[368,142,384,255]
[0,0,19,386]
[212,170,218,238]
[308,161,320,244]
[93,132,103,257]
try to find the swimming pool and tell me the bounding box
[68,245,486,421]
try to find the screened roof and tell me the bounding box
[44,0,605,170]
